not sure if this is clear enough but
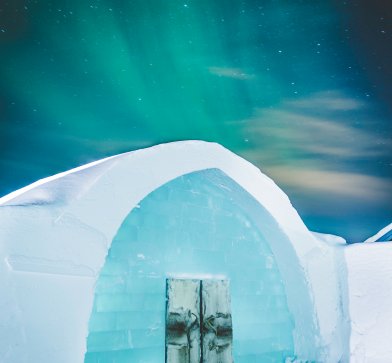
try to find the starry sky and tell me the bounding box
[0,0,391,242]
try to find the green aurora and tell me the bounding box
[0,0,391,241]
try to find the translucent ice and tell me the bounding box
[85,169,298,362]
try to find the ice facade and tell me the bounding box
[4,141,386,362]
[85,169,299,362]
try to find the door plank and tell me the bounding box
[166,279,201,363]
[201,280,233,363]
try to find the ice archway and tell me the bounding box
[85,168,307,362]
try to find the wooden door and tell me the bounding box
[166,279,201,363]
[166,279,233,363]
[201,280,233,363]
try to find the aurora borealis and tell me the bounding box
[0,0,391,241]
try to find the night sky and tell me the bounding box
[0,0,391,242]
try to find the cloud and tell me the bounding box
[208,66,254,80]
[264,166,392,201]
[239,92,390,160]
[286,90,364,111]
[235,90,392,202]
[250,109,387,159]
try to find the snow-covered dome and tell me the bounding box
[0,141,350,362]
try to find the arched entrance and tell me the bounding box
[84,168,315,362]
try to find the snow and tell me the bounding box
[0,140,388,362]
[345,243,392,362]
[0,154,119,206]
[364,223,392,242]
[311,231,347,246]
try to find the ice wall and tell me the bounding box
[85,169,300,362]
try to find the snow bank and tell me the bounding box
[311,231,347,246]
[345,243,392,362]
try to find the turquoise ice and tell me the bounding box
[85,169,305,362]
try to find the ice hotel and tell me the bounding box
[0,141,391,363]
